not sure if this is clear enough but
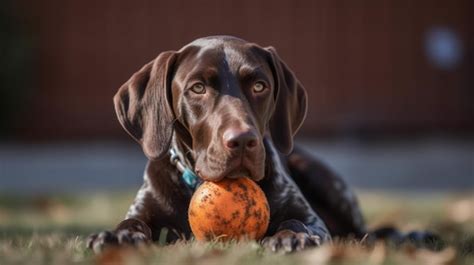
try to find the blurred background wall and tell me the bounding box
[1,0,473,193]
[3,0,472,140]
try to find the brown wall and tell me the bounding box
[12,0,473,140]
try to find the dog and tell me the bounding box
[87,36,434,253]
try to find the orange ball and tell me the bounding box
[188,177,270,241]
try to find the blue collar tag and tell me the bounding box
[170,147,198,189]
[182,168,198,189]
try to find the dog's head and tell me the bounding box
[114,36,307,182]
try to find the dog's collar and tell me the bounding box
[169,147,198,189]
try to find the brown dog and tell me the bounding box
[87,36,367,253]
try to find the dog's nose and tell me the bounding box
[223,128,258,150]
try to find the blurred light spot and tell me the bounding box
[448,199,473,223]
[425,27,463,70]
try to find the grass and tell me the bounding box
[0,191,472,265]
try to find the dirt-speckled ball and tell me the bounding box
[188,177,270,241]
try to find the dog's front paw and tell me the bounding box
[261,229,322,253]
[86,229,150,253]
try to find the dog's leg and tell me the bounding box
[261,217,331,252]
[260,140,332,252]
[287,146,443,249]
[86,217,152,253]
[86,184,154,253]
[86,160,191,253]
[260,180,333,253]
[286,145,367,239]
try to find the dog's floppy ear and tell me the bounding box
[265,47,308,154]
[114,51,177,160]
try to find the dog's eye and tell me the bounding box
[190,83,206,94]
[253,82,266,93]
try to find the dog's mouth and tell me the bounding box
[195,161,251,182]
[195,153,264,182]
[224,167,251,179]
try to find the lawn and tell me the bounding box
[0,191,472,265]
